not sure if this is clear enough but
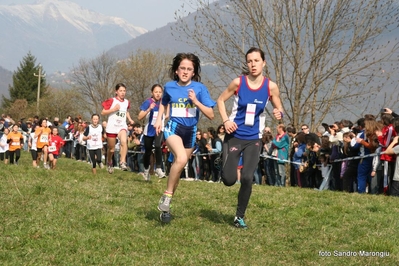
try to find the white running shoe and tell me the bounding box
[143,167,150,181]
[158,194,172,212]
[107,164,114,174]
[120,162,128,171]
[155,168,166,178]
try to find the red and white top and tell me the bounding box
[102,97,130,134]
[48,135,65,155]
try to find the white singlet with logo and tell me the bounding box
[86,125,103,150]
[106,98,129,134]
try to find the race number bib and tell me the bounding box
[151,111,159,125]
[244,104,256,126]
[12,142,20,146]
[40,134,49,143]
[116,111,126,118]
[48,145,56,152]
[172,107,196,118]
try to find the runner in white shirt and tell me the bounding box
[101,83,134,174]
[0,128,10,164]
[83,114,105,174]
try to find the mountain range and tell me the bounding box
[107,14,201,60]
[0,66,13,96]
[0,0,154,97]
[0,0,202,98]
[1,0,397,111]
[0,0,147,73]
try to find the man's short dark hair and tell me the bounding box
[286,125,296,134]
[305,132,321,145]
[356,118,365,128]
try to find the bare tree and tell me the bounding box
[117,49,172,120]
[70,53,121,118]
[175,0,399,130]
[39,87,84,120]
[7,99,29,121]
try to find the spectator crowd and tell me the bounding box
[1,107,399,196]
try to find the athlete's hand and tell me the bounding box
[224,120,238,134]
[187,89,198,105]
[149,102,156,110]
[273,108,282,120]
[155,120,162,136]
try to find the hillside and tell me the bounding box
[0,66,12,97]
[106,6,206,60]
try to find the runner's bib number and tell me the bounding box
[172,107,196,118]
[245,104,256,126]
[116,111,126,118]
[48,145,56,152]
[40,134,49,142]
[151,111,158,125]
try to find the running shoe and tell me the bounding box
[143,167,150,181]
[120,162,128,171]
[160,212,172,223]
[155,168,166,178]
[157,194,172,212]
[107,163,114,174]
[233,217,248,229]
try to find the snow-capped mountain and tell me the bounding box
[0,0,147,73]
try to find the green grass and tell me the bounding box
[1,152,398,265]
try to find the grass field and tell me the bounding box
[1,153,398,265]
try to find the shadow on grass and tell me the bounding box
[144,209,177,225]
[129,177,163,184]
[143,208,158,219]
[199,209,232,224]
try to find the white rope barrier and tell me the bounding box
[261,151,386,165]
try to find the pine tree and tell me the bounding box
[1,52,47,109]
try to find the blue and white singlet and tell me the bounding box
[229,75,270,140]
[140,98,162,137]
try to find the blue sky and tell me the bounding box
[1,0,195,31]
